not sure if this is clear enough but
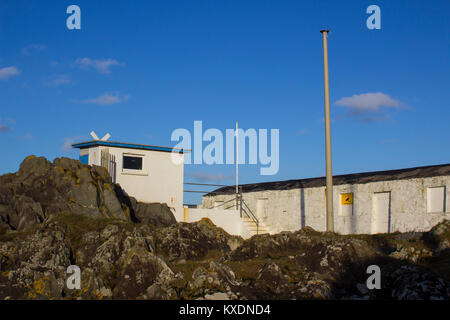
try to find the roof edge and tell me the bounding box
[72,140,191,153]
[205,163,450,196]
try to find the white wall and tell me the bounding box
[87,146,184,221]
[87,146,100,166]
[202,188,301,234]
[202,175,450,235]
[183,207,243,237]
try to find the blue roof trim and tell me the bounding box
[71,140,189,153]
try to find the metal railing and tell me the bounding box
[207,197,236,210]
[239,194,259,234]
[184,182,260,234]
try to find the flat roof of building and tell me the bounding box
[72,140,190,153]
[206,163,450,196]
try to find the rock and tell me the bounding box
[356,283,369,295]
[254,263,288,295]
[146,283,167,300]
[390,266,449,300]
[154,219,242,261]
[204,292,229,300]
[133,202,176,227]
[0,156,177,230]
[0,158,449,301]
[209,261,239,286]
[0,223,71,299]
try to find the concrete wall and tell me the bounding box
[183,207,243,237]
[86,146,184,221]
[202,175,450,235]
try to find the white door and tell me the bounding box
[257,199,268,220]
[372,192,391,234]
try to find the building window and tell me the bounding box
[427,187,446,213]
[123,155,143,170]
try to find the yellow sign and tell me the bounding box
[341,193,353,205]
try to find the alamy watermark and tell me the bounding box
[66,5,81,30]
[66,265,81,290]
[366,5,381,30]
[366,265,381,289]
[170,121,279,175]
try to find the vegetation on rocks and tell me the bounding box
[0,156,449,300]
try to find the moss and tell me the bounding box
[168,250,223,281]
[225,259,265,281]
[0,224,39,242]
[26,277,50,299]
[50,213,135,256]
[23,155,36,161]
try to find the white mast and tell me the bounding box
[235,121,239,209]
[320,29,334,232]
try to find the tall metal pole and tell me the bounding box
[235,121,239,209]
[320,29,334,232]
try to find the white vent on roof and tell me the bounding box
[90,131,111,141]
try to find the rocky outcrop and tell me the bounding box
[0,213,449,300]
[0,156,449,300]
[0,156,176,230]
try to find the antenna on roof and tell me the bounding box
[90,131,99,140]
[90,131,111,141]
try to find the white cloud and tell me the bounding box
[21,44,46,56]
[74,58,123,74]
[335,92,402,113]
[44,74,73,87]
[359,114,392,123]
[80,92,130,105]
[0,119,11,133]
[61,136,86,152]
[0,66,20,80]
[191,172,233,183]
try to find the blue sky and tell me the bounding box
[1,0,449,204]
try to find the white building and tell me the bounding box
[201,164,450,236]
[72,140,186,221]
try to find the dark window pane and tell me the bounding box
[123,156,142,170]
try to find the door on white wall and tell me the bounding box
[257,199,268,220]
[427,187,446,213]
[372,192,391,234]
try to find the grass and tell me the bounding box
[0,223,40,242]
[168,250,223,281]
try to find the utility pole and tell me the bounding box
[320,29,334,232]
[235,121,239,210]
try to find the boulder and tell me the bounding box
[154,219,243,262]
[133,202,176,227]
[0,156,176,230]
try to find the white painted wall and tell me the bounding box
[202,175,450,235]
[183,207,243,237]
[85,146,184,221]
[202,188,301,234]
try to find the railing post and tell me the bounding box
[239,193,243,218]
